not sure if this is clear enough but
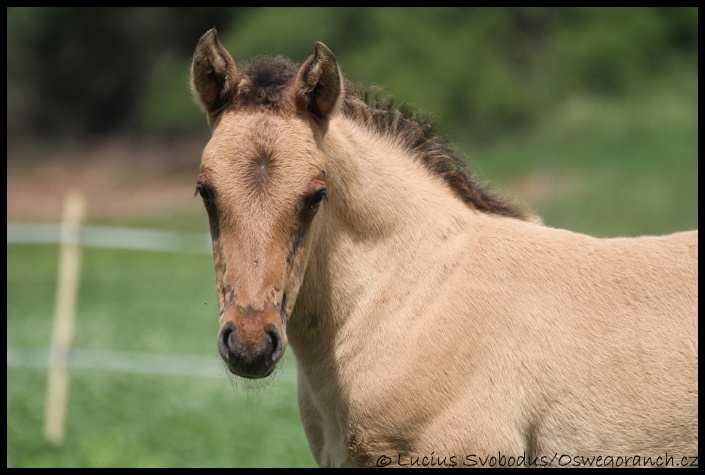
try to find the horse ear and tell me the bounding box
[191,28,239,127]
[294,42,343,120]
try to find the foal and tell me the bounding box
[191,29,698,467]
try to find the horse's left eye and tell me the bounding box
[305,189,327,214]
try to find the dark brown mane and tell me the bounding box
[236,56,530,220]
[340,83,530,220]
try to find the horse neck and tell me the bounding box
[289,116,474,354]
[323,117,472,241]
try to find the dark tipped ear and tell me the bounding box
[294,42,343,120]
[190,28,239,127]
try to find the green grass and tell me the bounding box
[7,368,311,468]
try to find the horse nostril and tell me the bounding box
[218,321,236,356]
[266,324,283,362]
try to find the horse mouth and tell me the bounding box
[223,359,277,379]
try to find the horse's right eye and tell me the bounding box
[195,183,214,207]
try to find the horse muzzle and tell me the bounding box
[217,306,286,379]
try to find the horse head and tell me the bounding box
[190,29,341,378]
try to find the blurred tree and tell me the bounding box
[7,7,241,144]
[7,7,698,148]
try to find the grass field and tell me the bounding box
[7,69,697,467]
[7,246,316,468]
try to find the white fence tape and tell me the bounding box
[7,222,212,254]
[8,348,225,378]
[6,348,297,382]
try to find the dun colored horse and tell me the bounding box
[190,29,697,467]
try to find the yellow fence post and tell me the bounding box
[43,191,85,445]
